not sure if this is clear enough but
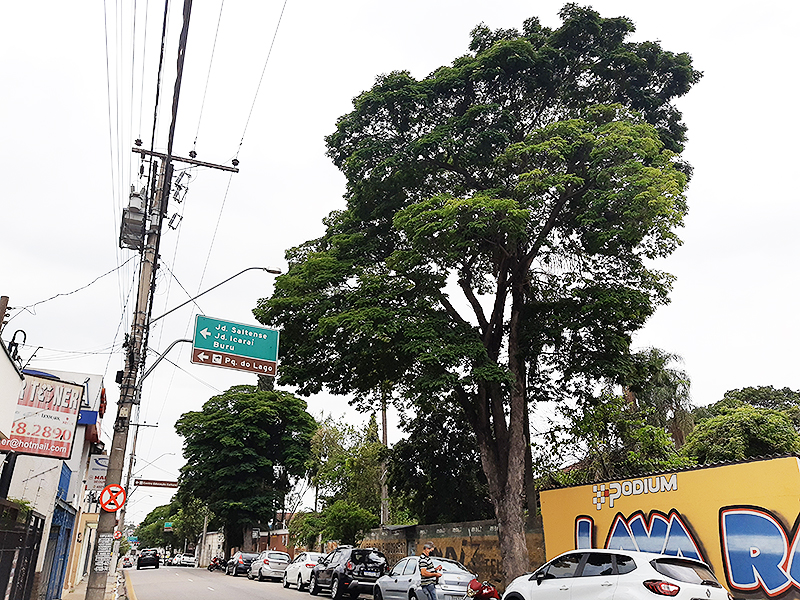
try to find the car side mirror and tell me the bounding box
[535,572,545,586]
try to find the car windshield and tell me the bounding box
[241,553,259,560]
[308,553,325,561]
[432,558,470,573]
[651,558,721,587]
[352,550,387,565]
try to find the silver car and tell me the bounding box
[374,557,475,600]
[248,550,291,581]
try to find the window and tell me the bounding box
[615,555,636,575]
[403,558,418,575]
[544,554,582,579]
[391,559,408,577]
[580,554,613,577]
[651,559,721,587]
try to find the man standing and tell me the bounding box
[419,542,442,600]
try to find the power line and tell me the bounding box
[7,256,137,324]
[192,0,226,152]
[235,0,289,158]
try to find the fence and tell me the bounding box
[0,498,45,600]
[362,518,545,588]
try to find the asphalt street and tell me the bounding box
[125,566,369,600]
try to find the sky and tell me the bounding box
[1,0,798,524]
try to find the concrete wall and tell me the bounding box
[362,518,545,588]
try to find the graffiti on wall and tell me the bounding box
[575,506,800,598]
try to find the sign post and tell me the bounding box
[191,315,279,376]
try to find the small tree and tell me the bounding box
[288,511,325,551]
[682,405,800,464]
[322,500,378,546]
[175,385,316,553]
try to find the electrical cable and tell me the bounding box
[234,0,289,158]
[192,0,226,153]
[6,257,137,324]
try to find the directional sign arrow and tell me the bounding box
[197,352,209,362]
[200,328,210,339]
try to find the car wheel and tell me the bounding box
[374,587,383,600]
[309,574,320,596]
[283,572,290,588]
[331,577,343,600]
[136,565,140,570]
[155,564,159,569]
[247,570,254,580]
[258,568,266,582]
[298,575,306,591]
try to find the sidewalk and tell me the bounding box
[61,569,123,600]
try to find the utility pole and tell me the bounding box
[85,1,239,595]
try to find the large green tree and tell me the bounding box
[175,385,316,551]
[256,6,699,580]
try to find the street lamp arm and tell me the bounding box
[138,338,193,389]
[149,266,281,325]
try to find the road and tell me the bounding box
[124,565,369,600]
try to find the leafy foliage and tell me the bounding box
[535,394,693,487]
[255,6,699,579]
[682,405,800,464]
[321,500,378,546]
[694,386,800,428]
[388,408,494,524]
[623,348,694,447]
[175,385,316,550]
[288,511,326,551]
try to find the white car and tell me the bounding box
[283,551,326,590]
[179,554,197,567]
[503,549,732,600]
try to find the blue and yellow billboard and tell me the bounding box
[540,456,800,598]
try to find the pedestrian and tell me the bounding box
[419,542,442,600]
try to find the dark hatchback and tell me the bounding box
[227,551,259,576]
[310,547,387,599]
[137,548,160,569]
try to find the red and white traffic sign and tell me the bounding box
[99,484,126,512]
[113,530,122,540]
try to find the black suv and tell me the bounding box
[310,547,387,599]
[137,548,160,569]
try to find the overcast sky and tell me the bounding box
[1,0,798,524]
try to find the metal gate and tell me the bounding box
[0,499,45,600]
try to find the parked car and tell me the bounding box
[374,556,474,600]
[122,556,133,568]
[248,550,291,581]
[309,546,387,599]
[137,548,160,570]
[502,549,732,600]
[227,551,259,576]
[169,554,182,566]
[180,553,197,567]
[283,551,326,590]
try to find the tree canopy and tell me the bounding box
[175,385,316,550]
[255,5,699,580]
[682,405,800,464]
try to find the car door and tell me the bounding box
[287,553,305,582]
[568,553,617,600]
[319,549,341,587]
[527,553,583,599]
[382,559,409,600]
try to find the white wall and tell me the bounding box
[0,341,23,439]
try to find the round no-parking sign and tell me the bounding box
[113,530,122,540]
[99,484,126,512]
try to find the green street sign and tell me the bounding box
[191,315,280,375]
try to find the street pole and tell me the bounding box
[86,161,167,600]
